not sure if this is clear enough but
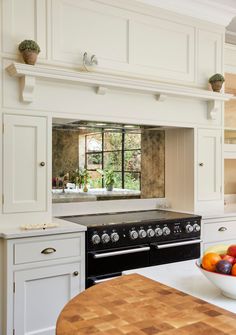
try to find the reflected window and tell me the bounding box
[85,130,141,190]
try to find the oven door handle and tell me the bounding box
[93,246,150,259]
[155,239,202,249]
[93,275,121,284]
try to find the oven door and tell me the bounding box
[150,239,201,266]
[87,245,150,279]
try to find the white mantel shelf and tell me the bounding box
[6,62,233,119]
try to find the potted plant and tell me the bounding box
[76,167,90,192]
[18,39,41,65]
[98,168,116,191]
[209,73,225,92]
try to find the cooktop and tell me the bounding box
[62,209,201,228]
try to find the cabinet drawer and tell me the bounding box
[203,220,236,243]
[14,237,82,264]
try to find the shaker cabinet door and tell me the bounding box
[3,114,47,213]
[197,128,222,201]
[14,263,82,335]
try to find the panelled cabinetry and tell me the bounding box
[3,232,85,335]
[197,128,222,201]
[3,114,48,213]
[202,217,236,252]
[1,0,224,86]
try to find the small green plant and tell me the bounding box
[18,40,41,54]
[209,73,225,83]
[97,168,116,190]
[75,167,90,186]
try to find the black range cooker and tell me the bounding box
[63,209,201,288]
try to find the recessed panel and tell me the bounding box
[52,0,129,64]
[132,17,194,81]
[2,0,46,57]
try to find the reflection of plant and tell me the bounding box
[97,168,116,188]
[74,167,90,186]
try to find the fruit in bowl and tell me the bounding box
[197,244,236,299]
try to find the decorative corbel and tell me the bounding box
[19,75,35,102]
[96,86,107,95]
[207,100,219,120]
[156,94,167,101]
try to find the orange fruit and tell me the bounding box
[231,263,236,276]
[201,252,221,272]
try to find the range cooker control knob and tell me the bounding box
[91,234,101,245]
[139,229,147,239]
[163,227,171,236]
[155,228,163,236]
[130,230,138,240]
[185,224,194,233]
[193,223,200,232]
[101,233,110,244]
[111,232,120,242]
[147,229,155,238]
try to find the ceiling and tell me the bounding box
[136,0,236,45]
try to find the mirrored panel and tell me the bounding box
[52,119,165,203]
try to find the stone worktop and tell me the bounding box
[56,274,236,335]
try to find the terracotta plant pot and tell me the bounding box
[210,80,223,92]
[22,50,38,65]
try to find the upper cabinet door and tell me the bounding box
[197,128,222,201]
[3,114,47,213]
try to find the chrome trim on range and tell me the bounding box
[93,275,121,284]
[93,246,150,259]
[155,239,202,249]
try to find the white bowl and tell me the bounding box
[196,259,236,299]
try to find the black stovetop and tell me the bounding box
[62,209,200,228]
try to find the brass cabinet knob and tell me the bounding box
[40,162,45,167]
[73,271,79,276]
[199,162,204,167]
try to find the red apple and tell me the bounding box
[222,254,235,264]
[220,254,226,259]
[227,245,236,257]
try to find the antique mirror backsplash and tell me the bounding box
[52,119,165,203]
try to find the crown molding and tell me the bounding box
[135,0,236,26]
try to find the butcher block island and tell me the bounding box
[56,274,236,335]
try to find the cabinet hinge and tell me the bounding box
[2,123,4,134]
[2,195,4,205]
[13,329,15,335]
[13,282,15,293]
[220,186,222,193]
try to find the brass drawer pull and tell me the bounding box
[41,247,56,254]
[73,271,79,276]
[218,227,227,232]
[40,162,45,167]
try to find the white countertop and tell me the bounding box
[124,260,236,314]
[0,217,86,239]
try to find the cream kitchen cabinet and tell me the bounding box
[197,128,222,201]
[3,232,85,335]
[202,216,236,252]
[3,114,48,213]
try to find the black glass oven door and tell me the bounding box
[150,239,201,266]
[87,245,150,277]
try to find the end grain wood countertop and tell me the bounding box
[56,274,236,335]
